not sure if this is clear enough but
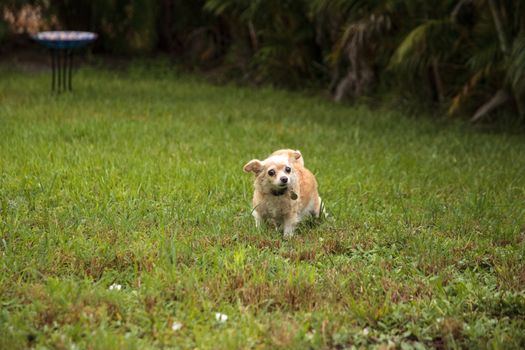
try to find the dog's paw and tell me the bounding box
[283,231,295,240]
[283,222,297,239]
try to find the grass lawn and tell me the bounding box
[1,60,524,349]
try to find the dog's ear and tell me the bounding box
[292,150,304,166]
[243,159,263,174]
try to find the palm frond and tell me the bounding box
[506,35,525,94]
[466,42,501,72]
[388,19,456,72]
[330,13,391,65]
[448,67,490,116]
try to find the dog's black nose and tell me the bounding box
[280,176,288,183]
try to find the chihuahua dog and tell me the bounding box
[243,149,321,238]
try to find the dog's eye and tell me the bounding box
[285,166,291,173]
[268,169,275,176]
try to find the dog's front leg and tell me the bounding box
[283,217,298,239]
[253,210,263,229]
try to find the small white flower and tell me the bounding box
[215,312,228,323]
[363,328,370,336]
[171,322,183,331]
[109,283,122,291]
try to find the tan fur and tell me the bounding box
[270,149,304,167]
[243,149,321,238]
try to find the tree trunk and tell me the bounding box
[470,89,510,122]
[334,70,356,102]
[430,57,445,102]
[159,0,175,53]
[487,0,509,55]
[248,21,258,53]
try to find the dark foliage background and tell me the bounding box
[1,0,524,122]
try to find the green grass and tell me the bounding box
[1,60,524,349]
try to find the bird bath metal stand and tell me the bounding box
[32,31,97,93]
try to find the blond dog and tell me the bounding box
[243,149,321,238]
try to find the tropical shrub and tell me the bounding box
[1,0,524,121]
[47,0,159,53]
